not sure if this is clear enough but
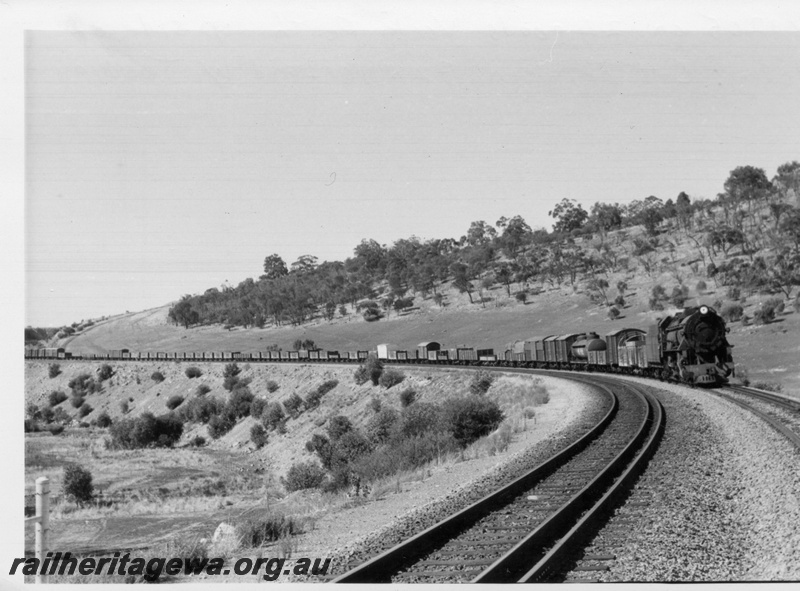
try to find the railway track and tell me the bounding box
[332,375,664,584]
[719,385,800,450]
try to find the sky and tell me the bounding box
[22,29,800,327]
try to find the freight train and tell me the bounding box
[25,305,734,386]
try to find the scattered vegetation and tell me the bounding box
[151,371,165,383]
[48,363,61,378]
[284,461,327,492]
[185,366,202,378]
[166,395,184,410]
[378,368,405,389]
[110,412,184,449]
[63,464,94,505]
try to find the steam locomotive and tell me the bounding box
[25,306,734,386]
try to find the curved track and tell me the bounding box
[332,374,664,584]
[718,385,800,450]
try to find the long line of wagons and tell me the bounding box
[26,305,735,386]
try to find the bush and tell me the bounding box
[191,435,206,447]
[48,390,68,407]
[793,294,800,314]
[316,379,339,396]
[40,406,55,424]
[63,465,93,505]
[71,395,85,409]
[77,403,93,419]
[48,363,61,378]
[400,402,443,437]
[227,386,255,418]
[379,369,405,389]
[608,306,621,320]
[207,413,236,439]
[97,364,113,382]
[355,357,384,386]
[235,515,298,547]
[515,291,527,303]
[120,400,129,414]
[95,411,112,428]
[362,308,383,322]
[333,429,373,463]
[754,303,776,325]
[110,412,184,449]
[285,461,327,492]
[306,433,334,469]
[764,297,785,315]
[166,395,184,410]
[696,280,707,294]
[399,388,417,408]
[469,371,494,395]
[266,380,280,393]
[369,397,382,413]
[46,424,65,436]
[223,363,241,379]
[262,403,286,431]
[670,285,688,308]
[304,390,323,410]
[720,303,744,322]
[196,384,211,396]
[185,367,202,378]
[441,396,505,447]
[179,396,224,424]
[68,373,101,396]
[282,393,304,418]
[324,415,352,442]
[648,297,665,311]
[613,295,625,307]
[250,397,267,420]
[250,423,268,449]
[726,285,741,301]
[365,407,399,444]
[151,371,165,383]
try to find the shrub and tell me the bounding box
[613,295,625,307]
[316,379,339,396]
[40,407,55,424]
[362,308,383,322]
[235,515,298,547]
[71,395,85,409]
[223,363,241,379]
[764,297,785,315]
[365,407,399,444]
[726,285,741,301]
[327,415,353,441]
[250,424,268,449]
[185,367,202,378]
[262,403,286,431]
[179,396,224,424]
[110,412,184,449]
[191,435,206,447]
[608,306,621,320]
[304,389,323,410]
[24,419,38,433]
[166,395,184,410]
[77,403,93,419]
[95,411,112,428]
[754,303,776,325]
[720,303,744,322]
[97,364,113,382]
[696,280,707,294]
[285,461,327,492]
[332,429,373,463]
[752,381,783,393]
[793,294,800,314]
[207,413,236,439]
[469,371,494,395]
[48,390,68,407]
[515,291,527,303]
[196,384,211,396]
[63,465,93,505]
[250,397,267,419]
[306,434,334,469]
[227,386,255,418]
[120,401,129,414]
[379,368,405,389]
[399,388,417,408]
[68,373,101,396]
[151,371,165,383]
[355,358,384,386]
[648,297,665,311]
[282,393,304,418]
[400,402,443,438]
[46,424,65,436]
[266,380,279,393]
[369,397,382,413]
[441,396,505,447]
[48,363,61,378]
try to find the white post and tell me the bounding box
[35,477,49,584]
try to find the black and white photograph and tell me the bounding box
[6,1,800,586]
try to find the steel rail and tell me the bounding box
[717,386,800,451]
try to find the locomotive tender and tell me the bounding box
[25,305,734,386]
